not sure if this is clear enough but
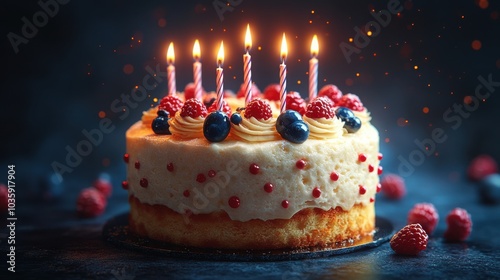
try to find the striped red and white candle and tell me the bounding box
[192,40,202,100]
[216,41,225,111]
[166,42,176,96]
[279,33,288,113]
[243,24,253,105]
[309,35,319,101]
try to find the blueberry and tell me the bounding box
[479,174,500,204]
[157,109,169,117]
[203,111,231,142]
[276,110,303,134]
[344,116,362,133]
[230,113,243,125]
[152,115,171,134]
[281,121,309,144]
[335,107,355,120]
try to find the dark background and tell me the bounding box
[1,0,500,278]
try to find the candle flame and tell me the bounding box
[167,42,175,64]
[281,33,288,61]
[245,24,252,51]
[217,41,224,66]
[193,40,201,60]
[311,35,319,57]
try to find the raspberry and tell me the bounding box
[92,178,112,198]
[263,84,281,101]
[180,98,208,118]
[0,184,8,212]
[337,93,364,111]
[285,91,306,115]
[184,83,206,100]
[305,97,335,119]
[76,188,107,218]
[381,174,406,200]
[244,99,273,120]
[390,224,428,255]
[467,154,498,181]
[444,208,472,242]
[408,203,439,235]
[237,83,261,100]
[158,95,184,117]
[207,99,232,117]
[318,84,343,103]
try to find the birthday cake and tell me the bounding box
[124,83,382,250]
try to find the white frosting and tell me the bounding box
[231,115,280,142]
[354,108,371,124]
[303,115,345,139]
[167,111,205,139]
[126,113,380,222]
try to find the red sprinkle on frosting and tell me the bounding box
[368,164,375,173]
[312,187,321,198]
[196,174,206,183]
[249,163,260,174]
[264,183,274,193]
[121,181,128,190]
[167,163,174,172]
[330,172,339,181]
[208,170,217,178]
[378,166,384,175]
[296,159,306,169]
[228,196,240,208]
[183,190,190,197]
[370,197,375,203]
[359,185,366,195]
[378,153,383,160]
[358,154,367,162]
[140,178,148,188]
[135,161,140,169]
[376,183,382,193]
[123,153,130,163]
[281,200,289,208]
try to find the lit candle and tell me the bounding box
[166,42,176,96]
[243,24,252,105]
[279,33,288,113]
[309,35,319,101]
[216,41,225,111]
[193,40,202,100]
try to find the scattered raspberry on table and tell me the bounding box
[408,202,439,235]
[76,188,107,218]
[390,223,428,256]
[444,208,472,242]
[381,174,406,200]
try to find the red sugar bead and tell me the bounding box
[281,200,289,208]
[358,154,367,162]
[208,170,217,178]
[359,185,366,195]
[330,172,339,181]
[167,162,174,172]
[140,178,148,188]
[376,183,382,193]
[135,161,140,169]
[196,174,206,183]
[183,190,190,197]
[378,166,384,175]
[249,163,260,174]
[368,164,375,173]
[312,187,321,198]
[378,153,383,160]
[121,181,128,190]
[296,159,306,169]
[123,153,130,163]
[229,196,240,208]
[370,197,375,203]
[264,183,274,193]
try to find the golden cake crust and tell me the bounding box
[129,195,375,250]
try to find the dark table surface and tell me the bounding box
[1,163,500,280]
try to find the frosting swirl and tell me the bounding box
[303,116,345,139]
[231,115,280,142]
[354,109,371,124]
[141,107,157,127]
[168,111,204,139]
